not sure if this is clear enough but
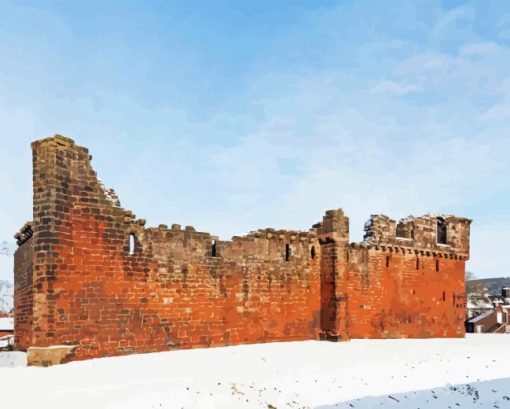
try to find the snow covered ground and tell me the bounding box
[0,335,509,408]
[0,351,26,368]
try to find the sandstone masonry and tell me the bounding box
[14,135,471,366]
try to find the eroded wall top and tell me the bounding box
[363,213,471,258]
[19,135,472,261]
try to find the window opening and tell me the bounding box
[211,240,217,257]
[437,218,447,244]
[129,233,136,255]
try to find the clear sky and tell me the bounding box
[0,0,509,279]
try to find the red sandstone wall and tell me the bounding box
[14,135,471,364]
[344,246,466,338]
[26,136,321,361]
[14,238,33,349]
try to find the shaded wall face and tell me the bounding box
[14,240,33,349]
[29,137,321,361]
[320,240,337,335]
[344,248,466,338]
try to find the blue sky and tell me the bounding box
[0,0,509,279]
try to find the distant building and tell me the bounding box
[0,317,14,350]
[466,285,493,319]
[0,317,14,337]
[466,287,510,334]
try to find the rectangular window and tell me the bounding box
[437,218,447,244]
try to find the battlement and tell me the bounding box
[315,209,350,243]
[363,213,471,258]
[13,135,470,365]
[14,222,33,246]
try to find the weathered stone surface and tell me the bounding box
[13,135,471,365]
[27,345,77,366]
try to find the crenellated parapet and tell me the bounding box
[362,213,471,259]
[14,222,33,246]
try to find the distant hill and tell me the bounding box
[467,277,510,295]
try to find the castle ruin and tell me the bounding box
[14,136,471,366]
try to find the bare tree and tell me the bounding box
[465,271,476,281]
